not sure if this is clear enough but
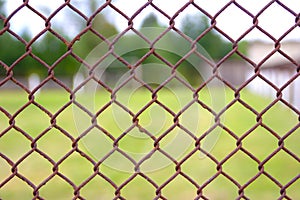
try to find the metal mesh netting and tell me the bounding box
[0,1,299,199]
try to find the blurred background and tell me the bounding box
[0,0,299,199]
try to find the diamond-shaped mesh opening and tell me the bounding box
[73,80,111,108]
[113,30,150,57]
[180,152,217,185]
[79,174,116,199]
[207,127,237,161]
[239,88,273,112]
[263,150,300,184]
[160,174,197,199]
[247,41,276,65]
[201,175,238,199]
[222,101,257,136]
[129,6,170,29]
[10,55,49,77]
[179,102,214,137]
[242,126,278,160]
[49,6,87,39]
[0,32,26,66]
[72,29,110,58]
[58,152,94,185]
[103,150,137,172]
[138,150,174,173]
[14,104,50,138]
[257,2,297,39]
[1,0,300,199]
[214,3,254,40]
[5,6,46,37]
[99,164,134,186]
[244,174,280,199]
[54,105,78,138]
[34,89,70,112]
[119,87,151,112]
[218,51,252,86]
[157,126,194,155]
[94,59,132,88]
[51,54,81,78]
[221,151,258,185]
[196,86,230,113]
[259,55,297,87]
[90,11,119,38]
[136,106,173,136]
[262,101,299,135]
[243,75,278,101]
[30,33,69,65]
[36,128,73,161]
[0,177,33,200]
[117,127,155,154]
[95,103,130,137]
[195,28,234,61]
[78,127,114,160]
[121,175,157,200]
[38,175,74,199]
[17,152,53,185]
[0,129,31,161]
[95,4,129,31]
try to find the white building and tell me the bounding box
[247,41,300,110]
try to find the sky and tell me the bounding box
[3,0,300,42]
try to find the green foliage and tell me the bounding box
[0,10,248,80]
[141,13,161,28]
[0,0,118,78]
[32,33,80,77]
[0,32,80,77]
[0,33,27,76]
[91,14,118,38]
[72,14,118,59]
[181,14,248,60]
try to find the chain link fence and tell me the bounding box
[0,1,299,199]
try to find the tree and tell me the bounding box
[116,13,203,86]
[0,1,119,77]
[72,3,118,59]
[0,1,32,77]
[141,13,161,28]
[181,14,247,60]
[32,33,80,77]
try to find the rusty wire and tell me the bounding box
[0,0,300,199]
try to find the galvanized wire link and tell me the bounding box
[0,1,299,199]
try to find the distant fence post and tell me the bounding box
[28,73,40,94]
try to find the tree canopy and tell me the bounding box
[0,5,118,77]
[0,10,247,83]
[181,14,247,60]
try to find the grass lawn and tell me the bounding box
[0,87,299,199]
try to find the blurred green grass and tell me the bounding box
[0,88,299,199]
